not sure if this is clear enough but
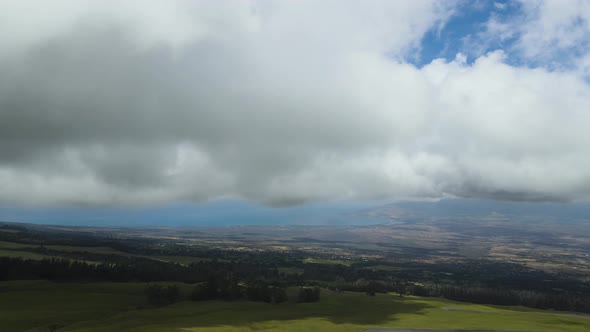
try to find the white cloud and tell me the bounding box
[494,2,508,10]
[0,1,589,207]
[472,0,590,68]
[517,0,590,58]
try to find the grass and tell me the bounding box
[149,255,215,265]
[277,267,304,275]
[0,241,77,261]
[0,249,55,260]
[1,280,590,332]
[42,244,211,265]
[0,241,114,260]
[0,240,36,249]
[0,241,104,263]
[302,257,352,266]
[0,240,211,266]
[44,245,125,255]
[363,265,405,271]
[0,228,21,233]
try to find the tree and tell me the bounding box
[268,286,288,304]
[393,282,409,297]
[244,282,288,303]
[190,282,214,301]
[297,287,320,303]
[364,280,387,296]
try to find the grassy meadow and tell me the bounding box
[0,240,211,266]
[1,280,590,332]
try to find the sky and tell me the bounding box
[1,1,590,225]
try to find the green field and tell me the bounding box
[0,240,211,266]
[0,242,102,264]
[0,229,21,233]
[302,257,352,266]
[0,240,75,261]
[44,245,125,255]
[0,240,37,249]
[1,281,589,332]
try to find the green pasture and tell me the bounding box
[302,257,352,266]
[0,240,210,266]
[1,280,589,332]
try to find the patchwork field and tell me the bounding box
[1,281,590,332]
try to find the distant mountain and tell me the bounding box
[365,199,590,223]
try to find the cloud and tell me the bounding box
[516,0,590,60]
[471,0,590,69]
[0,0,589,207]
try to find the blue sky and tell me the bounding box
[416,0,590,71]
[417,0,520,66]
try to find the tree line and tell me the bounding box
[1,254,589,313]
[145,282,319,307]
